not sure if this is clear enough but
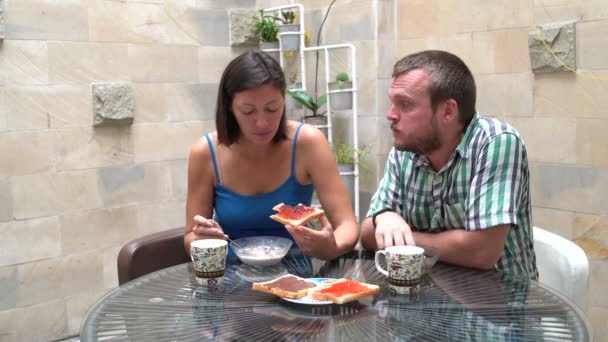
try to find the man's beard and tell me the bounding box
[394,116,442,154]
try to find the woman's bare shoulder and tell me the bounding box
[288,120,327,146]
[189,132,216,162]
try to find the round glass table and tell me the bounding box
[82,250,593,341]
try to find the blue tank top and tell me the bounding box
[205,123,314,241]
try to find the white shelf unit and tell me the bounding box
[262,4,361,221]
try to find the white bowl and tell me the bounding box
[231,236,292,267]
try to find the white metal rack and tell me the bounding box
[262,4,360,221]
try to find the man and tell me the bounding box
[361,50,538,279]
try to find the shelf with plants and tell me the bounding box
[260,3,361,220]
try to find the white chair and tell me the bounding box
[533,226,589,313]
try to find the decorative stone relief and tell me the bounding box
[92,83,135,127]
[229,9,258,47]
[0,0,5,40]
[528,21,576,73]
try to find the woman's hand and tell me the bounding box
[192,215,225,240]
[285,216,337,260]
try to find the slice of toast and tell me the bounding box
[309,279,380,304]
[252,274,318,299]
[269,203,325,227]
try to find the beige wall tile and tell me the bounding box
[534,71,608,117]
[169,160,188,201]
[0,266,18,311]
[198,46,244,83]
[0,130,57,177]
[103,245,122,289]
[530,2,582,25]
[47,85,92,128]
[580,0,608,21]
[1,86,50,130]
[0,299,68,342]
[0,217,62,268]
[5,0,88,41]
[12,170,102,219]
[88,0,130,43]
[133,83,169,122]
[98,163,171,207]
[589,259,608,307]
[166,83,217,122]
[477,73,534,117]
[577,119,608,165]
[377,40,397,80]
[471,29,531,75]
[132,121,213,162]
[377,0,396,41]
[507,117,575,163]
[0,40,48,85]
[397,0,439,39]
[126,2,202,45]
[129,44,199,83]
[439,0,528,34]
[137,200,185,236]
[61,251,106,296]
[530,163,608,215]
[396,37,441,60]
[532,206,574,239]
[589,306,608,340]
[60,206,139,255]
[49,42,130,84]
[17,258,64,307]
[58,126,134,171]
[0,178,12,222]
[65,289,109,336]
[577,20,608,70]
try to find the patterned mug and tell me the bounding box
[375,245,425,286]
[190,239,228,285]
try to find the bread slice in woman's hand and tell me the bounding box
[309,279,380,304]
[269,203,325,227]
[252,274,318,299]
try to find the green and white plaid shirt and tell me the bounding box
[367,114,538,279]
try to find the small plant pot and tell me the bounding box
[303,115,328,138]
[259,41,280,61]
[286,83,303,110]
[328,81,353,111]
[278,24,300,51]
[338,163,355,207]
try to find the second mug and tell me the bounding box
[375,245,425,286]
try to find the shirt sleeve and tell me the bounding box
[466,132,528,231]
[366,148,404,218]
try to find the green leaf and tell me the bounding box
[316,94,327,107]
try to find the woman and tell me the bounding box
[184,50,358,260]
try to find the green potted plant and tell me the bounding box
[333,142,368,203]
[277,9,300,51]
[256,9,279,50]
[286,89,328,136]
[285,72,303,110]
[328,72,353,111]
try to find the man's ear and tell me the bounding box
[440,99,459,123]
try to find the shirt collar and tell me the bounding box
[455,112,479,159]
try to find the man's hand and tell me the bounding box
[285,216,337,260]
[375,211,415,249]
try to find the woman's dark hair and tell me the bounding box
[216,50,287,145]
[393,50,477,126]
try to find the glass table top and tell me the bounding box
[82,249,593,341]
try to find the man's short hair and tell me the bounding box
[393,50,476,125]
[216,50,287,145]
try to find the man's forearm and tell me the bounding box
[360,218,377,250]
[413,225,509,270]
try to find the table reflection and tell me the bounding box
[81,249,593,341]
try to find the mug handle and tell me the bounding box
[375,250,389,276]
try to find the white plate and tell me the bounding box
[280,278,338,305]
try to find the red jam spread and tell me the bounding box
[317,280,368,296]
[277,204,315,220]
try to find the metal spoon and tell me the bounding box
[223,234,244,250]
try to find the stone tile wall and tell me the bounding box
[0,0,255,340]
[391,0,608,338]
